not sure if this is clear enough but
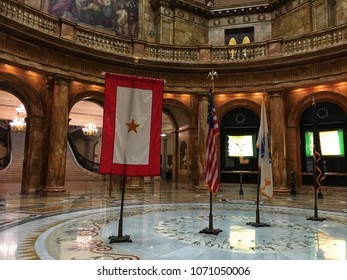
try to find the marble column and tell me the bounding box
[162,138,168,178]
[187,127,199,186]
[144,176,154,184]
[21,114,45,194]
[125,176,143,190]
[195,93,209,191]
[108,175,143,191]
[267,89,290,193]
[44,77,70,192]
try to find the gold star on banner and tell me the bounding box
[126,118,140,133]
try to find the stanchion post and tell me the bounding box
[239,170,244,195]
[290,171,296,195]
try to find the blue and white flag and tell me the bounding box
[256,101,273,199]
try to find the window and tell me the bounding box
[225,27,254,60]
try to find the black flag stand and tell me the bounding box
[246,169,270,227]
[199,190,222,235]
[307,188,326,222]
[109,175,132,243]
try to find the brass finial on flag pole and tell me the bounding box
[207,70,218,91]
[207,70,218,82]
[133,56,139,75]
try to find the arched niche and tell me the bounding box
[180,141,187,169]
[220,107,260,184]
[299,101,347,186]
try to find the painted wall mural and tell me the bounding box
[49,0,139,37]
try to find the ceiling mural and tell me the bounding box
[48,0,139,37]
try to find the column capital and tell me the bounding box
[48,74,73,86]
[265,88,287,98]
[197,92,209,101]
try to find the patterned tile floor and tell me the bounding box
[0,180,346,260]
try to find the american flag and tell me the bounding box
[205,84,220,193]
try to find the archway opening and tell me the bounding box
[220,107,259,184]
[69,100,103,173]
[300,102,347,186]
[0,90,26,185]
[161,112,174,180]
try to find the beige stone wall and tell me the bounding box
[174,17,208,45]
[272,1,312,38]
[23,0,41,10]
[336,0,347,25]
[143,0,156,43]
[272,0,343,37]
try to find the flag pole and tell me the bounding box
[255,168,261,224]
[109,59,141,243]
[247,95,270,227]
[307,97,326,222]
[109,174,132,243]
[199,190,222,234]
[246,168,270,227]
[200,70,222,235]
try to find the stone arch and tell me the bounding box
[0,72,45,194]
[163,98,193,129]
[288,91,347,127]
[218,98,260,121]
[0,72,43,116]
[67,90,105,170]
[162,98,195,185]
[286,90,347,188]
[68,90,105,113]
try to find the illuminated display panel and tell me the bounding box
[227,135,254,157]
[305,129,345,157]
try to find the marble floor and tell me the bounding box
[0,179,346,260]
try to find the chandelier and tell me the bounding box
[82,123,98,136]
[10,104,26,132]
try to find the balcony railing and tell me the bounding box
[283,25,347,54]
[146,44,200,62]
[76,27,131,56]
[1,0,347,64]
[0,0,57,36]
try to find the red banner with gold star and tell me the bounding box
[99,73,164,176]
